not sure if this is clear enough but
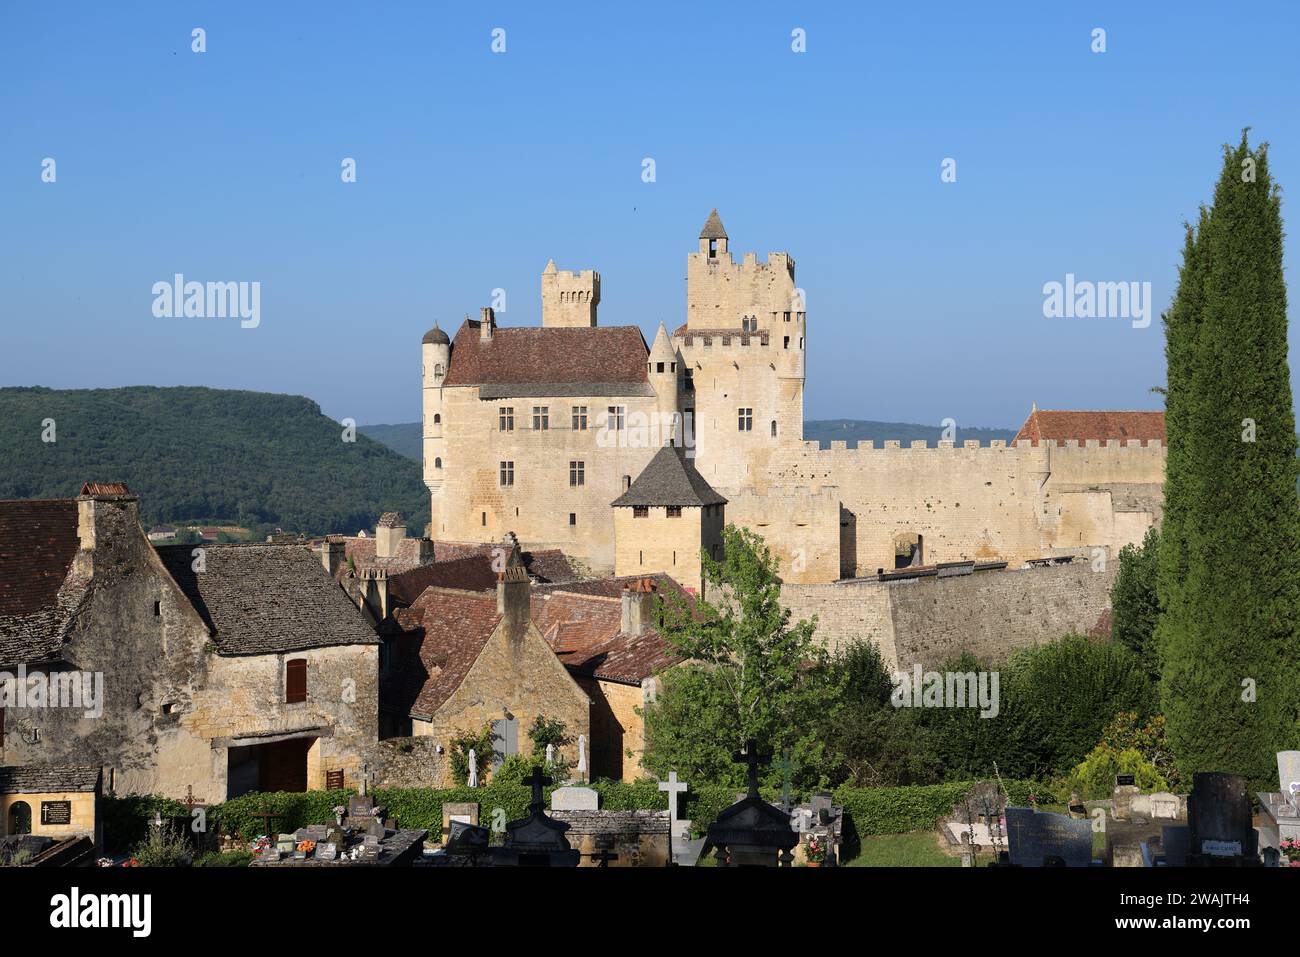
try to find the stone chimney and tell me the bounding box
[75,482,139,577]
[321,538,346,577]
[479,306,495,342]
[620,578,658,636]
[495,533,530,638]
[375,512,406,559]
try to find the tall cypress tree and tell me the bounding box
[1158,132,1300,788]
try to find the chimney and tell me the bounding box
[620,578,657,636]
[480,306,495,342]
[75,483,139,576]
[375,512,406,559]
[495,533,530,637]
[322,538,345,577]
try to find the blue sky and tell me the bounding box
[2,1,1297,429]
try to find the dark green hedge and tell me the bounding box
[103,778,1055,854]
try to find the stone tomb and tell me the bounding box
[1003,807,1095,867]
[1255,751,1300,865]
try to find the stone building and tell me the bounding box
[380,542,590,782]
[420,210,1167,588]
[0,483,379,804]
[0,765,101,843]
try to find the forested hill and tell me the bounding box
[358,419,1020,462]
[0,386,429,535]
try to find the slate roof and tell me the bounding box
[611,444,727,508]
[0,765,102,794]
[385,590,503,720]
[443,319,653,398]
[1013,408,1165,446]
[0,499,89,667]
[700,208,728,240]
[155,543,379,656]
[422,323,450,345]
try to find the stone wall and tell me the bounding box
[782,559,1114,670]
[550,809,670,867]
[369,736,448,789]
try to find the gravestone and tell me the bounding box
[1159,825,1190,866]
[1186,772,1258,865]
[550,786,599,811]
[1003,807,1094,867]
[701,741,798,867]
[441,802,479,844]
[1255,751,1300,864]
[316,842,338,861]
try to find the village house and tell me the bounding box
[0,483,380,805]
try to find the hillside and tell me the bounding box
[360,419,1020,461]
[0,387,429,535]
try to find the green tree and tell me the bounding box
[1111,526,1161,679]
[643,524,839,789]
[1157,132,1300,788]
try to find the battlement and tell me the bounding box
[541,260,600,328]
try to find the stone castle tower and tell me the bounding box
[421,321,451,535]
[540,259,600,328]
[675,209,807,491]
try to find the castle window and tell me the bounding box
[671,362,677,373]
[434,413,441,423]
[499,407,514,431]
[633,506,648,519]
[666,506,682,518]
[673,550,676,564]
[569,513,576,526]
[656,362,665,373]
[783,336,790,350]
[784,312,791,322]
[499,461,515,486]
[799,337,804,349]
[285,659,307,704]
[532,406,549,431]
[622,475,631,491]
[742,317,757,333]
[709,239,718,259]
[435,457,442,469]
[572,406,588,430]
[434,363,444,378]
[570,461,585,486]
[771,420,778,437]
[607,406,625,431]
[738,408,753,432]
[639,550,644,564]
[153,600,161,616]
[482,512,486,526]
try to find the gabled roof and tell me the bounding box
[611,445,727,508]
[443,320,652,398]
[0,499,89,667]
[0,765,102,794]
[700,209,728,240]
[385,589,503,720]
[155,543,380,656]
[1013,408,1166,446]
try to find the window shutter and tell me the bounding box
[286,659,307,703]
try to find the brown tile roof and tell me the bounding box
[611,444,727,508]
[443,320,652,397]
[387,556,498,605]
[1013,409,1165,446]
[79,483,131,497]
[0,499,89,667]
[530,578,688,684]
[155,543,380,656]
[385,589,503,720]
[0,765,102,794]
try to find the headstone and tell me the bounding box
[348,793,374,820]
[1187,772,1257,863]
[1160,825,1190,866]
[550,786,599,811]
[316,843,338,861]
[441,802,480,844]
[1278,751,1300,798]
[1004,807,1094,867]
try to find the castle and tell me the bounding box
[422,211,1166,589]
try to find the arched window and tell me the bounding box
[771,420,777,437]
[8,800,32,835]
[434,363,444,378]
[435,457,442,469]
[434,413,441,424]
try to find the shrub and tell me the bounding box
[1062,746,1168,801]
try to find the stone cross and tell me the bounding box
[733,740,771,798]
[658,771,689,832]
[524,765,553,814]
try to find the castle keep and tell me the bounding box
[423,211,1165,587]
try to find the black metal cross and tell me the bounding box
[524,765,552,813]
[732,739,771,798]
[588,848,619,868]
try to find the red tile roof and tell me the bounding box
[386,589,503,720]
[443,319,650,392]
[0,499,88,666]
[1013,409,1165,446]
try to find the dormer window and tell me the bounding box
[709,239,718,259]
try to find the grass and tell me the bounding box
[844,832,963,867]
